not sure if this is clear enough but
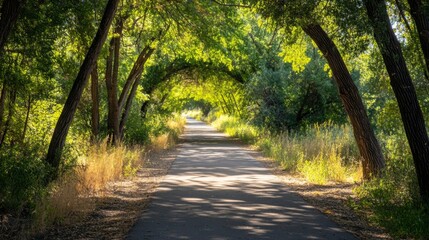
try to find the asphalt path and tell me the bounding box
[127,118,356,240]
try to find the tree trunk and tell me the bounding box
[46,0,120,178]
[91,62,99,142]
[140,100,150,119]
[302,23,385,179]
[21,94,31,143]
[105,20,122,144]
[119,47,154,136]
[0,0,25,55]
[364,0,429,204]
[0,90,16,148]
[407,0,429,77]
[118,45,153,111]
[0,84,7,130]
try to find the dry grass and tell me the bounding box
[31,115,186,236]
[32,142,143,235]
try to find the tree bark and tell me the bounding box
[105,20,122,144]
[0,84,7,131]
[0,0,25,56]
[0,90,16,148]
[21,94,31,143]
[118,45,152,111]
[364,0,429,203]
[407,0,429,77]
[302,23,385,179]
[46,0,120,178]
[119,47,154,136]
[91,62,99,142]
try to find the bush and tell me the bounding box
[0,148,47,214]
[352,154,428,238]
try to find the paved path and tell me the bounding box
[127,118,356,240]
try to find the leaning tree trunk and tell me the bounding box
[119,47,154,136]
[0,0,25,56]
[91,62,100,142]
[46,0,120,179]
[364,0,429,203]
[302,23,385,179]
[407,0,429,77]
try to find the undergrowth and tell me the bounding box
[208,112,360,183]
[0,114,186,238]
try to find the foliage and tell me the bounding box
[1,0,429,238]
[352,133,428,238]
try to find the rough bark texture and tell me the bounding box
[407,0,429,76]
[91,63,100,141]
[46,0,120,177]
[302,24,385,179]
[0,0,24,55]
[364,0,429,203]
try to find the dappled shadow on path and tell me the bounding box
[128,118,355,240]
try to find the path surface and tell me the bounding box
[127,118,356,240]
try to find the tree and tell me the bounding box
[46,0,120,179]
[252,0,386,178]
[407,0,429,77]
[0,0,25,55]
[364,0,429,203]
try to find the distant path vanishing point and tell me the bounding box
[127,118,356,240]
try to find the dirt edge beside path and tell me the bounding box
[35,147,179,240]
[246,148,391,240]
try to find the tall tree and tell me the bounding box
[303,23,385,178]
[91,63,100,142]
[252,0,386,178]
[105,19,123,144]
[407,0,429,77]
[46,0,120,179]
[0,0,25,55]
[364,0,429,203]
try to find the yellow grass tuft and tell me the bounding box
[33,141,143,233]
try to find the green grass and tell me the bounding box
[208,112,358,183]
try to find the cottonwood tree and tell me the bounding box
[252,0,386,178]
[364,0,429,203]
[46,0,120,179]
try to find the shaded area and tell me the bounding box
[127,118,356,239]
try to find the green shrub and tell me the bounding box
[0,148,47,214]
[352,155,428,238]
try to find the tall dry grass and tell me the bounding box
[33,142,143,233]
[209,113,362,184]
[150,115,186,151]
[32,115,187,234]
